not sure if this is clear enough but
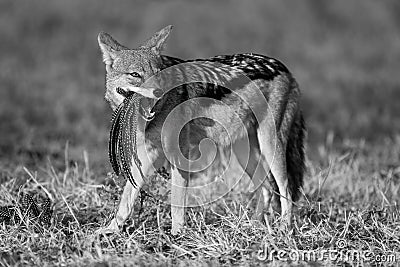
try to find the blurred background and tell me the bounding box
[0,0,399,173]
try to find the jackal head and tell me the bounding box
[98,26,172,110]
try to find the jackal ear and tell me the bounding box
[140,25,173,54]
[98,31,127,66]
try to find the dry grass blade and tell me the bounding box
[60,194,80,227]
[23,167,53,201]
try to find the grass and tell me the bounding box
[1,0,400,266]
[1,138,399,266]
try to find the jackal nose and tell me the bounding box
[153,89,164,98]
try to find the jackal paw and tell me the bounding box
[277,215,292,233]
[95,219,121,235]
[171,224,184,236]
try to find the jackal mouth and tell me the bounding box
[116,87,155,121]
[116,87,134,97]
[139,104,155,121]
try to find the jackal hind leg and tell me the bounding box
[96,145,162,234]
[256,119,293,228]
[233,134,280,223]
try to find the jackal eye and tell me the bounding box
[127,72,142,78]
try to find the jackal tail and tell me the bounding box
[286,111,306,202]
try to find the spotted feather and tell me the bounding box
[0,206,15,223]
[118,93,139,187]
[108,88,146,188]
[39,198,52,226]
[21,194,40,218]
[108,101,125,176]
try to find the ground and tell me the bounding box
[0,0,399,266]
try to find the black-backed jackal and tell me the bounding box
[97,26,306,235]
